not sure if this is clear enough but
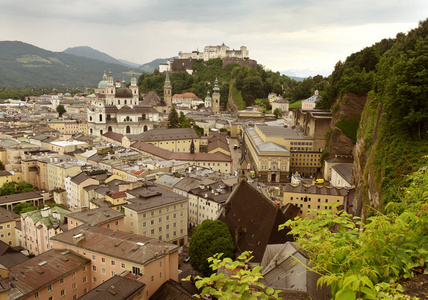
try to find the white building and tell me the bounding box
[302,90,321,110]
[178,43,249,61]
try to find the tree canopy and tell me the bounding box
[0,181,35,196]
[189,219,235,276]
[56,104,66,117]
[167,107,179,128]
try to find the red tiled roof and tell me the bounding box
[172,93,198,99]
[131,142,231,162]
[103,131,124,142]
[110,191,126,199]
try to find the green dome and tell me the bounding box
[98,80,108,88]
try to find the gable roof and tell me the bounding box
[66,207,124,226]
[218,180,294,263]
[78,275,145,300]
[150,279,194,300]
[0,240,29,269]
[9,249,90,298]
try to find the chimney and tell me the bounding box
[40,205,51,218]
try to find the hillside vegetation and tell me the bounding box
[137,58,328,110]
[0,41,132,87]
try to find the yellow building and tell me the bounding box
[124,183,188,246]
[0,208,20,247]
[0,171,12,188]
[282,183,349,219]
[132,127,201,153]
[47,119,81,134]
[243,124,322,183]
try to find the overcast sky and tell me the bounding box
[1,0,427,77]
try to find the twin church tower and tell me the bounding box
[163,72,220,113]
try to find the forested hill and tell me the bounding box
[137,58,328,110]
[315,18,428,216]
[0,41,132,87]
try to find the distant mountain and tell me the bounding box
[288,76,305,82]
[0,41,134,87]
[63,46,141,68]
[138,57,177,73]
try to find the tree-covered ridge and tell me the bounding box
[137,58,328,109]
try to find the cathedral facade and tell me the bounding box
[87,71,160,137]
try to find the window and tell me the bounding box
[92,266,96,272]
[159,226,162,232]
[101,257,105,263]
[72,282,77,290]
[150,220,154,226]
[49,297,53,300]
[93,277,97,283]
[34,292,39,299]
[159,217,162,223]
[92,254,96,261]
[102,268,106,275]
[115,221,119,226]
[48,285,52,291]
[72,271,76,278]
[0,225,3,230]
[61,289,66,297]
[151,229,155,234]
[151,276,154,281]
[83,276,87,283]
[132,266,141,275]
[173,213,177,219]
[6,224,10,229]
[121,263,126,269]
[83,266,86,272]
[142,222,146,228]
[60,278,64,285]
[111,260,115,266]
[73,295,77,300]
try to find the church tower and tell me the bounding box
[204,91,212,108]
[130,72,139,106]
[212,78,220,113]
[164,72,172,112]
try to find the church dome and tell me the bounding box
[98,80,108,88]
[115,87,133,98]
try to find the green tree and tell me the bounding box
[185,251,282,300]
[272,82,283,95]
[56,104,66,117]
[0,160,4,171]
[273,108,282,118]
[13,202,37,214]
[16,181,35,193]
[168,107,179,128]
[189,220,235,276]
[0,182,15,196]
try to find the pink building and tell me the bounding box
[21,206,71,255]
[51,225,179,298]
[9,249,91,300]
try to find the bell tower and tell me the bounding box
[164,72,172,112]
[212,78,220,113]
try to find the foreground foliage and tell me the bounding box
[185,251,282,300]
[282,162,428,299]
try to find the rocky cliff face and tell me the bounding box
[327,92,384,220]
[352,93,385,219]
[327,93,368,157]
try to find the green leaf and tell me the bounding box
[335,288,356,300]
[266,287,274,295]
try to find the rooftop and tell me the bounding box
[78,275,145,300]
[9,249,90,298]
[51,225,179,265]
[66,207,124,226]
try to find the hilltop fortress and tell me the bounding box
[160,43,256,73]
[178,43,249,61]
